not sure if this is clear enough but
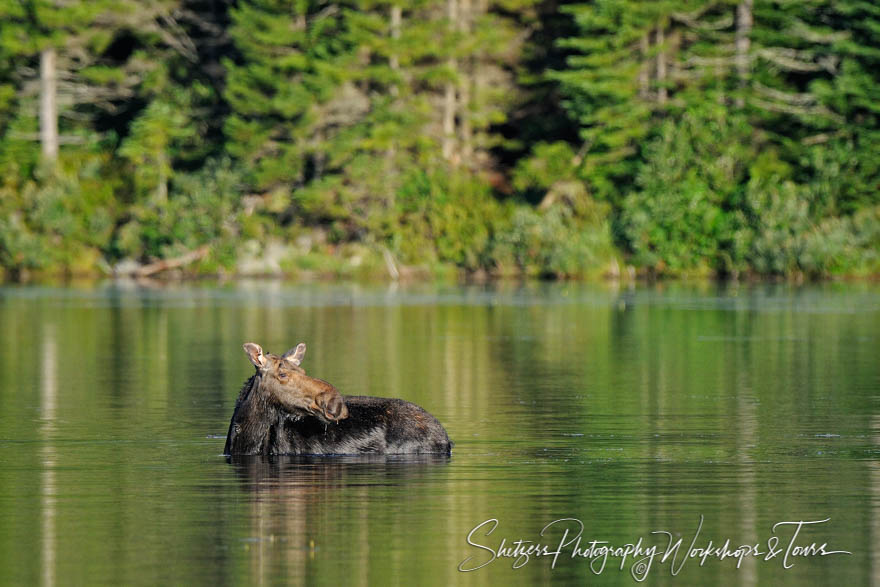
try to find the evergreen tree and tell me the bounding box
[748,0,880,214]
[0,0,877,278]
[224,0,359,191]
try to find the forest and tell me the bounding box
[0,0,877,280]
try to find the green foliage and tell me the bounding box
[223,0,358,190]
[0,0,878,280]
[557,0,880,277]
[391,168,505,270]
[111,159,244,261]
[619,107,752,274]
[551,0,684,201]
[119,97,195,202]
[513,141,578,196]
[744,181,813,276]
[0,155,116,275]
[494,203,615,277]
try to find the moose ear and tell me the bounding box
[282,343,306,366]
[243,343,266,369]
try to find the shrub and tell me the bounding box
[110,158,244,261]
[617,107,755,275]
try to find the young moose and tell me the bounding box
[224,342,452,455]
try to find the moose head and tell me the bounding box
[243,342,349,423]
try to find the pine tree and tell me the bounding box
[550,0,694,201]
[224,0,359,191]
[0,0,196,170]
[748,0,880,213]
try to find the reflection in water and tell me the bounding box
[228,454,452,486]
[227,455,450,586]
[736,374,757,586]
[40,325,57,587]
[873,415,880,587]
[227,454,452,500]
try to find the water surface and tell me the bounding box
[0,281,878,585]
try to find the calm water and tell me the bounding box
[0,280,878,585]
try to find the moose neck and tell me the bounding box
[224,374,277,455]
[239,373,259,402]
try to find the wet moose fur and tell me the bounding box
[224,342,452,456]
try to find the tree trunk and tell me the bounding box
[389,4,401,76]
[638,32,650,100]
[442,0,458,162]
[735,0,753,108]
[157,152,169,205]
[669,29,680,90]
[40,48,59,162]
[656,26,667,105]
[387,4,402,167]
[458,0,472,160]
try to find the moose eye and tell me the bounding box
[278,372,289,381]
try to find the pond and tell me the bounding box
[0,280,878,585]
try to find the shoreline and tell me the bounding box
[3,258,879,286]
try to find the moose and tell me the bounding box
[223,342,452,455]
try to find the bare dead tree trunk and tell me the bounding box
[387,4,402,167]
[442,0,458,162]
[389,4,401,79]
[314,128,326,180]
[735,0,753,108]
[656,25,667,105]
[471,0,490,169]
[458,0,472,161]
[156,152,168,205]
[716,32,726,104]
[638,32,650,100]
[40,48,59,162]
[669,29,680,91]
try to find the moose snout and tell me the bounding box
[320,393,349,422]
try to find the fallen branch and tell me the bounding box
[133,246,210,277]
